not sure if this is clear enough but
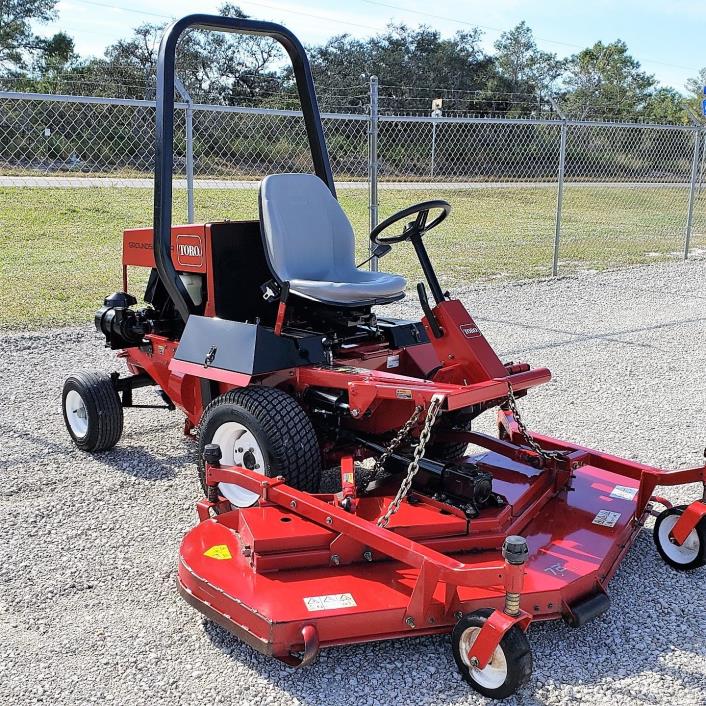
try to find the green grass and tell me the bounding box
[1,185,703,328]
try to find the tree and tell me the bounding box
[643,87,687,125]
[561,40,656,120]
[306,34,370,111]
[308,24,505,114]
[190,3,283,104]
[685,67,706,121]
[109,3,287,103]
[493,22,564,114]
[68,3,283,101]
[0,0,58,72]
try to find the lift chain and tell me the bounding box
[372,403,424,476]
[356,403,425,493]
[377,395,444,528]
[505,380,568,464]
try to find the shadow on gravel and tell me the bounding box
[11,428,193,481]
[95,445,192,481]
[528,620,706,702]
[202,620,569,706]
[201,622,486,706]
[199,553,706,706]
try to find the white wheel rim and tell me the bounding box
[211,421,266,507]
[658,514,700,564]
[65,389,89,438]
[459,625,508,690]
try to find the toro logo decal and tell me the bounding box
[175,234,204,268]
[460,323,481,338]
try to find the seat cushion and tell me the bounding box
[290,272,407,303]
[259,174,406,304]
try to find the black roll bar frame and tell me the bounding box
[154,14,335,322]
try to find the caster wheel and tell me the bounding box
[452,608,532,699]
[653,505,706,571]
[62,372,123,452]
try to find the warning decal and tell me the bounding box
[303,593,357,612]
[592,510,621,528]
[204,544,233,560]
[609,485,638,501]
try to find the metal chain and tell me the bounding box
[373,404,423,475]
[505,381,568,463]
[377,395,445,528]
[355,404,423,493]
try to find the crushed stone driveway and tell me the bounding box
[2,259,705,706]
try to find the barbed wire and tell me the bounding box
[0,75,693,124]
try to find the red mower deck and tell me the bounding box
[178,413,706,678]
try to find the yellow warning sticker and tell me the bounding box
[204,544,232,560]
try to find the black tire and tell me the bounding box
[426,417,472,464]
[452,608,532,699]
[653,505,706,571]
[198,386,322,500]
[62,372,123,452]
[426,438,469,464]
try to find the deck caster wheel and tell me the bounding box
[653,505,706,571]
[198,386,322,507]
[452,608,532,699]
[62,372,123,451]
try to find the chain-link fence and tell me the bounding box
[1,84,704,282]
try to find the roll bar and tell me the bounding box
[154,14,335,322]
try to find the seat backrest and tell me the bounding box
[259,173,356,282]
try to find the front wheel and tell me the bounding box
[198,386,322,507]
[653,505,706,571]
[452,608,532,699]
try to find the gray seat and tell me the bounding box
[259,174,406,305]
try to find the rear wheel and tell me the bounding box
[198,386,322,507]
[653,505,706,571]
[452,608,532,699]
[426,415,472,463]
[427,437,469,464]
[62,372,123,452]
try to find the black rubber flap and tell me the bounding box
[564,590,611,628]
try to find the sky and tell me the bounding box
[35,0,706,92]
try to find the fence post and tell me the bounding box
[175,75,194,223]
[185,104,194,223]
[700,129,706,196]
[683,127,701,260]
[368,75,379,271]
[552,119,568,277]
[430,120,436,177]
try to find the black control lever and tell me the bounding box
[417,282,443,338]
[357,242,392,269]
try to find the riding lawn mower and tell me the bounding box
[61,14,706,699]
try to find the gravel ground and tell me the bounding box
[2,259,706,706]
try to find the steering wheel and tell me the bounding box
[370,200,451,246]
